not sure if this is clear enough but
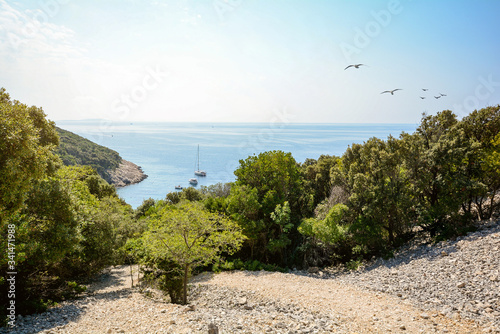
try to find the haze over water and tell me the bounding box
[57,121,417,208]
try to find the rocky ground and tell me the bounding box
[2,219,499,334]
[333,218,500,333]
[108,160,148,187]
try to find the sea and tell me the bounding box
[55,121,418,208]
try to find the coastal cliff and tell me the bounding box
[55,127,147,187]
[108,159,148,187]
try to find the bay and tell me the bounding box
[55,121,417,208]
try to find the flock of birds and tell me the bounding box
[344,64,447,99]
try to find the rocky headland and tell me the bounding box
[108,160,148,188]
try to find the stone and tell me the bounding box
[208,323,219,334]
[457,282,466,288]
[308,267,319,274]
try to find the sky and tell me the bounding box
[1,0,500,124]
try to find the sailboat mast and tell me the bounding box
[194,144,206,176]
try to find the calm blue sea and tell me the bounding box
[55,121,417,208]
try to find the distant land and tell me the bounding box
[55,127,147,187]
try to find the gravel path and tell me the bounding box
[3,220,499,334]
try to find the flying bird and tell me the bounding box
[440,93,447,97]
[381,89,402,95]
[422,88,428,91]
[344,64,365,70]
[434,96,441,99]
[420,96,426,99]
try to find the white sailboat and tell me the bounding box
[194,144,206,177]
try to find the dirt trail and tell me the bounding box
[199,270,483,333]
[8,265,484,333]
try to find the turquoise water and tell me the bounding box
[56,121,417,208]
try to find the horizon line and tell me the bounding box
[54,119,419,126]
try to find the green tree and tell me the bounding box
[180,187,203,202]
[55,127,121,183]
[0,88,60,224]
[459,105,500,219]
[400,110,479,236]
[234,151,302,216]
[226,184,262,258]
[135,198,156,219]
[54,165,134,275]
[301,155,339,212]
[230,151,304,264]
[331,136,414,255]
[299,203,348,247]
[141,201,245,304]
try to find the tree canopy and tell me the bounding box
[0,87,60,224]
[140,201,245,304]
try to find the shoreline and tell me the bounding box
[108,159,148,188]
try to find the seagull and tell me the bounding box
[344,64,365,70]
[420,96,426,99]
[381,89,402,95]
[440,93,447,97]
[422,88,428,91]
[434,96,441,99]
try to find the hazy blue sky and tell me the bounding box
[1,0,499,123]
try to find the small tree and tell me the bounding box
[142,201,246,304]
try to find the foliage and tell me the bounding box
[179,187,203,202]
[140,201,246,304]
[328,136,415,256]
[458,105,500,219]
[141,260,184,304]
[55,127,122,183]
[200,182,232,198]
[0,87,60,224]
[135,198,156,219]
[298,204,348,246]
[230,151,304,265]
[212,259,287,273]
[2,84,500,321]
[164,187,203,205]
[0,88,134,323]
[315,107,500,262]
[300,155,340,214]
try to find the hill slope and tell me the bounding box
[55,127,147,186]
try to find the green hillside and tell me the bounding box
[55,127,122,183]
